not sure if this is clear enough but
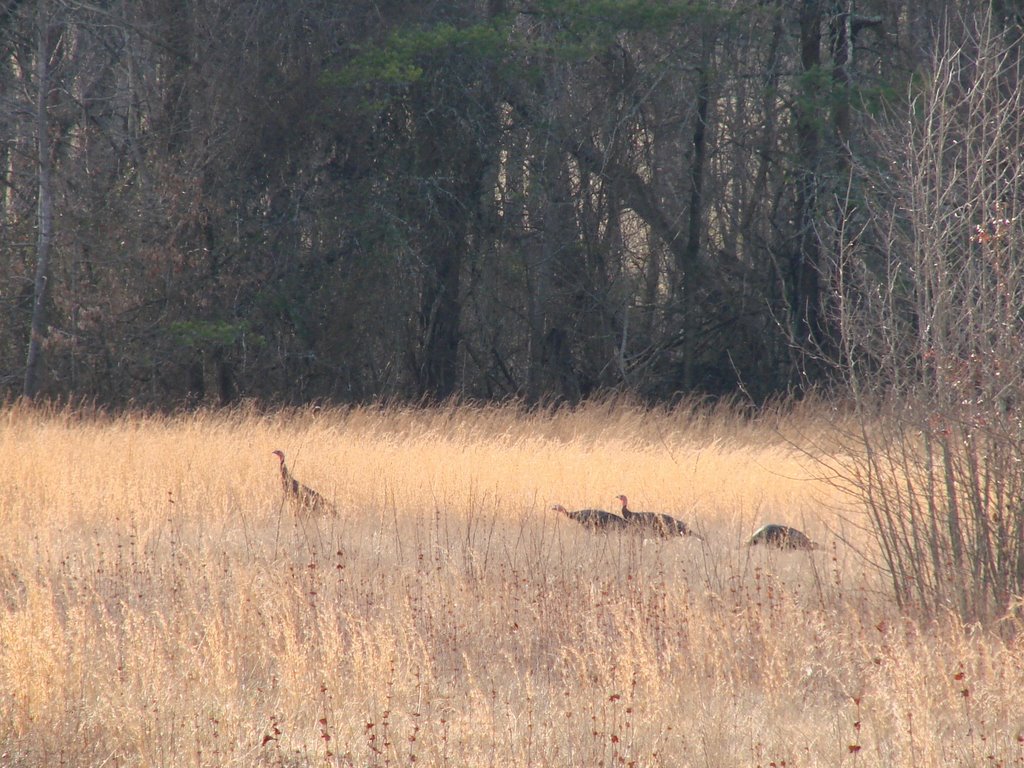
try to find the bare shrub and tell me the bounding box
[831,16,1024,625]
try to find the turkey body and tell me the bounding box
[272,450,336,516]
[551,504,630,531]
[616,495,701,539]
[747,523,818,550]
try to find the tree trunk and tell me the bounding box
[679,64,710,391]
[418,234,463,401]
[23,3,56,401]
[790,0,824,385]
[529,118,575,403]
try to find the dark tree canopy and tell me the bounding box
[0,0,1012,407]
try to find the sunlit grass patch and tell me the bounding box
[0,401,1020,767]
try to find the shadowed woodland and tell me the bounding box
[4,1,1020,406]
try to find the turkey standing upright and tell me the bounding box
[272,450,336,516]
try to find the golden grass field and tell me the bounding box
[0,401,1021,767]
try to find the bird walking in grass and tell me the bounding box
[746,523,818,550]
[551,504,630,531]
[272,450,336,516]
[615,494,702,539]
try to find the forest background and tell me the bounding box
[4,0,1020,407]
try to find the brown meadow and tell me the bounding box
[0,402,1022,767]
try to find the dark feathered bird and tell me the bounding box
[747,523,819,550]
[272,450,336,515]
[551,504,630,531]
[616,494,702,539]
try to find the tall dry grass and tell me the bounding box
[0,401,1021,767]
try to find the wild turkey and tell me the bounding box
[550,504,630,531]
[272,450,336,515]
[746,523,819,550]
[616,495,702,539]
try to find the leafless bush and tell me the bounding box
[831,16,1024,626]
